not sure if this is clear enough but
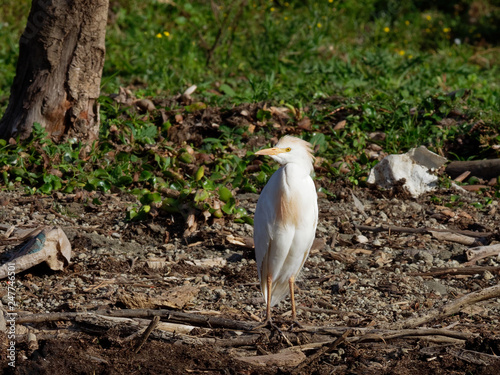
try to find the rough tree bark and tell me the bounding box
[0,0,109,144]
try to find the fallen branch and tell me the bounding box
[354,328,474,342]
[355,224,492,239]
[429,231,480,246]
[385,283,500,330]
[466,244,500,265]
[13,308,487,357]
[409,266,500,277]
[447,347,500,366]
[16,308,256,331]
[445,159,500,180]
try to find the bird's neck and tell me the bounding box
[281,162,313,179]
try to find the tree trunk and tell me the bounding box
[0,0,109,144]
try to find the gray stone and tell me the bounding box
[425,280,448,295]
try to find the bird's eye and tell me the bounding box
[285,147,291,152]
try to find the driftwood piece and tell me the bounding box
[429,231,480,246]
[410,266,500,277]
[355,224,492,239]
[386,283,500,330]
[445,159,500,180]
[352,328,475,342]
[466,244,500,265]
[446,347,500,366]
[16,309,255,331]
[236,350,306,367]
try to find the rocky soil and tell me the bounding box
[0,181,499,374]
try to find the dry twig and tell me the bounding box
[356,224,492,239]
[409,266,500,277]
[291,329,352,373]
[133,316,160,354]
[385,283,500,330]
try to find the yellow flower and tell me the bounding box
[156,33,162,38]
[405,20,410,26]
[384,27,390,33]
[285,2,289,6]
[284,16,288,20]
[399,50,405,56]
[164,31,170,37]
[317,22,322,28]
[329,0,333,2]
[426,15,431,21]
[270,7,275,11]
[425,28,431,33]
[443,27,450,33]
[408,55,413,59]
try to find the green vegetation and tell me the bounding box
[0,0,499,221]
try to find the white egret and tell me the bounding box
[253,135,318,325]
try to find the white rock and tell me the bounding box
[355,235,369,244]
[367,146,448,197]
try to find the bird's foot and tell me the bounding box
[253,319,294,346]
[252,319,282,333]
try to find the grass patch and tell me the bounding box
[0,0,499,221]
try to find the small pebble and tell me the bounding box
[483,271,494,280]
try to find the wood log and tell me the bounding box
[445,160,500,180]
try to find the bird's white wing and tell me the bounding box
[254,168,287,277]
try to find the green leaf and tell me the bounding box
[96,180,111,192]
[39,183,52,194]
[179,152,193,163]
[140,192,162,204]
[222,197,236,214]
[256,109,272,121]
[219,83,236,97]
[218,186,232,202]
[139,170,154,181]
[195,165,205,181]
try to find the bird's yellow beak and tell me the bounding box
[255,147,286,156]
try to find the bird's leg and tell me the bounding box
[289,276,296,321]
[252,275,281,332]
[288,276,303,329]
[266,274,272,323]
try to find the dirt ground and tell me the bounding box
[1,174,499,374]
[0,98,499,374]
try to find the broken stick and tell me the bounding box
[16,308,256,331]
[466,244,500,265]
[134,316,160,354]
[385,283,500,330]
[355,224,492,239]
[410,266,500,277]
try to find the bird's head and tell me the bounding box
[255,135,314,171]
